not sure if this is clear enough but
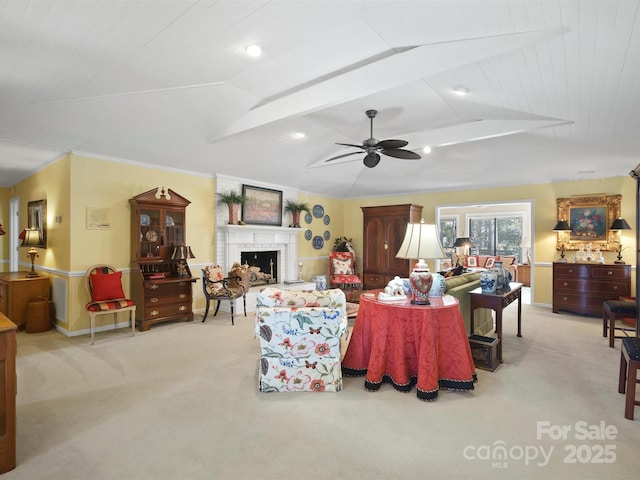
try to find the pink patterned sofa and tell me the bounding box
[255,288,349,393]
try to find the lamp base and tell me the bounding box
[409,262,433,306]
[410,298,430,305]
[614,260,626,264]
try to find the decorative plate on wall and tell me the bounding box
[305,213,313,224]
[305,229,312,241]
[313,204,324,218]
[324,230,330,241]
[323,215,330,225]
[312,235,324,249]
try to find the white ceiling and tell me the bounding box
[1,1,639,198]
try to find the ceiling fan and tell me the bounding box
[325,109,421,168]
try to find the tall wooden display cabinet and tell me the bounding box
[129,188,196,331]
[361,204,423,289]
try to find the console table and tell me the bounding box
[342,293,476,401]
[469,283,523,364]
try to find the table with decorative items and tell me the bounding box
[342,292,477,401]
[469,282,523,364]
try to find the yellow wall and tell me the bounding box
[296,192,346,280]
[340,176,636,306]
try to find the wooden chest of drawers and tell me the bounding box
[134,276,195,331]
[552,262,631,316]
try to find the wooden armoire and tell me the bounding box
[361,204,423,289]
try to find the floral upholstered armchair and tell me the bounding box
[255,288,349,393]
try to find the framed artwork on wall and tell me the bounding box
[556,194,622,251]
[242,185,283,226]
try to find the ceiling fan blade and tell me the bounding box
[324,151,363,162]
[380,148,421,160]
[377,139,408,149]
[336,142,365,150]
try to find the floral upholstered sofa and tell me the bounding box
[255,288,349,393]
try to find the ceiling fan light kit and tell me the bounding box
[325,109,421,168]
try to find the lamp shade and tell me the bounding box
[610,218,631,230]
[21,227,42,247]
[396,222,446,261]
[553,220,571,231]
[171,245,195,260]
[453,237,473,248]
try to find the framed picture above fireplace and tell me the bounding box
[242,184,283,226]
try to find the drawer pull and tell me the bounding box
[563,297,568,301]
[568,269,573,273]
[607,271,613,275]
[149,284,159,290]
[563,282,568,287]
[150,297,159,303]
[150,310,159,317]
[179,282,187,287]
[179,293,187,299]
[179,305,186,312]
[613,286,618,290]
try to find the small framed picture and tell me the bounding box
[485,257,495,269]
[466,256,477,267]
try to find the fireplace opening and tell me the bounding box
[241,250,278,287]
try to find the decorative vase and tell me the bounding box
[429,272,446,297]
[227,203,240,225]
[480,271,497,293]
[409,260,433,305]
[291,210,301,228]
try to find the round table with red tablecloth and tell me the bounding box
[342,293,477,401]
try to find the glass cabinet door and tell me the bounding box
[164,209,185,252]
[139,207,162,258]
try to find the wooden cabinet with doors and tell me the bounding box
[129,188,196,331]
[361,204,423,290]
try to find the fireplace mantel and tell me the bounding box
[216,224,304,283]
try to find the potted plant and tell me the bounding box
[284,200,311,228]
[218,190,245,225]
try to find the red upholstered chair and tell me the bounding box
[85,264,136,345]
[329,251,361,291]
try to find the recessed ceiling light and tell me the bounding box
[453,86,469,96]
[293,131,306,139]
[423,146,432,154]
[244,44,263,57]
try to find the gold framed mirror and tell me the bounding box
[27,199,47,248]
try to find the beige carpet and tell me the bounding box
[4,301,640,480]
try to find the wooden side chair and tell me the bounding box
[85,264,136,345]
[201,265,246,325]
[603,299,636,348]
[618,337,640,420]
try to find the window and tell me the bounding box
[438,217,458,249]
[469,215,523,260]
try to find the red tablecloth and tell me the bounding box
[342,293,477,401]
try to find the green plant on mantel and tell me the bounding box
[217,190,245,205]
[284,200,311,228]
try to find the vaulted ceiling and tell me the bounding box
[1,1,639,197]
